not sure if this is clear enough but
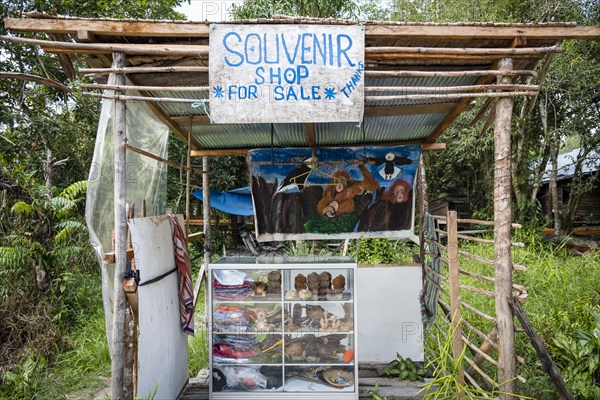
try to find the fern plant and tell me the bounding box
[0,180,89,294]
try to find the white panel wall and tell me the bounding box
[357,266,424,362]
[129,215,189,399]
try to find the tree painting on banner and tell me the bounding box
[209,24,365,123]
[248,146,421,241]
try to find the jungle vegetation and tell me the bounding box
[0,0,599,398]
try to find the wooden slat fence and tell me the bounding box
[423,211,528,397]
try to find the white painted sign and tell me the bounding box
[209,24,365,123]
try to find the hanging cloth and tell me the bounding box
[420,212,441,328]
[168,214,195,335]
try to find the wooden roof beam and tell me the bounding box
[364,24,600,40]
[4,18,211,37]
[5,18,600,40]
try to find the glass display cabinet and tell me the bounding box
[208,257,358,400]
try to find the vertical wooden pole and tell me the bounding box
[185,124,192,236]
[494,57,516,399]
[418,153,428,265]
[202,156,211,266]
[447,210,464,393]
[111,51,127,400]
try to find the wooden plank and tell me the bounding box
[364,24,600,40]
[4,18,211,37]
[508,298,574,400]
[7,18,599,40]
[306,123,315,148]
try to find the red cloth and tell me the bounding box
[168,215,195,335]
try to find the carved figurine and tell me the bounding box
[307,272,319,293]
[284,289,298,300]
[318,271,332,297]
[332,274,346,294]
[267,270,281,294]
[254,281,267,297]
[294,274,307,290]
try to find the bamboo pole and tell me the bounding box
[111,52,127,400]
[365,45,560,56]
[81,92,207,104]
[457,218,522,228]
[457,233,525,247]
[365,70,538,78]
[447,211,465,393]
[0,34,209,56]
[494,58,517,399]
[82,83,210,92]
[80,66,209,75]
[365,91,537,102]
[192,156,210,308]
[460,300,496,322]
[418,153,427,266]
[460,284,495,298]
[185,124,192,236]
[364,84,539,93]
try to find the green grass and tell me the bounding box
[428,228,600,399]
[189,285,209,377]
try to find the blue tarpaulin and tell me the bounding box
[192,187,254,216]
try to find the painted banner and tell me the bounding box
[248,146,421,241]
[209,24,365,123]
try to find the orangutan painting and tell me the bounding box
[248,146,421,241]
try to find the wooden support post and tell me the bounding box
[447,211,465,394]
[185,123,192,236]
[111,51,127,400]
[494,57,517,399]
[418,153,428,265]
[193,156,211,307]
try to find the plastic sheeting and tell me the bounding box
[85,75,169,348]
[192,187,254,216]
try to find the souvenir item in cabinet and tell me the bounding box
[267,270,281,294]
[294,273,307,290]
[318,271,332,297]
[332,274,346,294]
[307,272,319,293]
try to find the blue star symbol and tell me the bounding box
[324,87,336,100]
[213,85,224,98]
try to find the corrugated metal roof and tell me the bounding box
[541,148,600,183]
[150,75,473,149]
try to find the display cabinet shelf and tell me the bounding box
[208,260,358,399]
